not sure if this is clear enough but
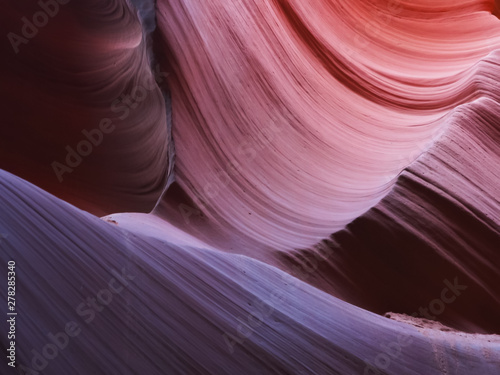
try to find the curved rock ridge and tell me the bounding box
[153,0,500,251]
[113,84,500,335]
[1,0,500,374]
[277,92,500,335]
[0,0,171,215]
[143,0,500,336]
[0,169,499,375]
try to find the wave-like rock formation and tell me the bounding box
[1,170,500,374]
[154,0,500,252]
[1,0,500,374]
[0,0,172,215]
[278,95,500,335]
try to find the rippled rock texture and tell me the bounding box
[0,0,172,215]
[1,0,499,374]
